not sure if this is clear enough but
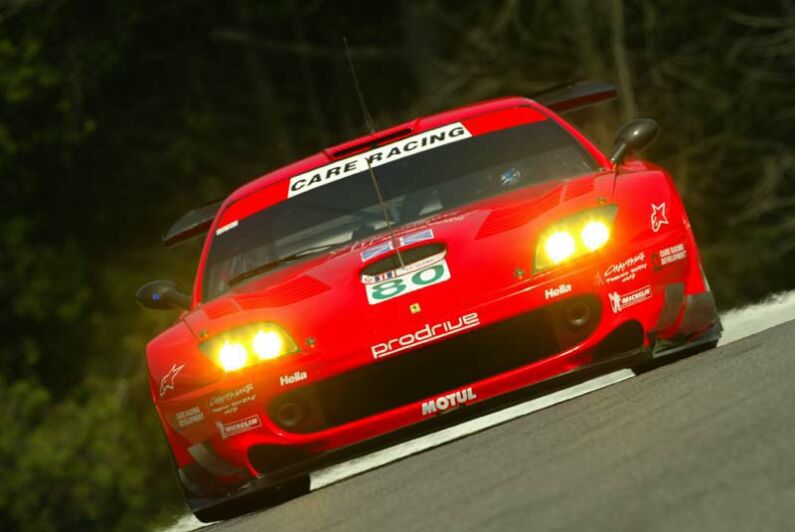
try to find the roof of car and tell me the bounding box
[224,96,538,204]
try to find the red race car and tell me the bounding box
[138,81,720,521]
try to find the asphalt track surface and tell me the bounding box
[192,318,795,532]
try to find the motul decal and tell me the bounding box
[421,387,477,416]
[288,123,471,197]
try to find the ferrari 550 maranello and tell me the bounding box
[137,81,720,521]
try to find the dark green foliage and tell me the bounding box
[0,1,792,530]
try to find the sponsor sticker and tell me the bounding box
[654,243,687,269]
[608,285,652,313]
[651,203,669,232]
[159,363,185,398]
[544,283,572,300]
[361,251,446,284]
[215,220,238,236]
[371,312,480,359]
[288,123,471,198]
[421,386,477,416]
[175,406,204,428]
[360,229,435,262]
[366,258,451,305]
[208,383,256,415]
[279,371,307,387]
[216,414,262,439]
[604,252,647,284]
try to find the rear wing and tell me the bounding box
[530,81,617,113]
[162,199,223,248]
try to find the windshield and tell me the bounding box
[203,118,598,300]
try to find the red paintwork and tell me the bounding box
[144,96,718,509]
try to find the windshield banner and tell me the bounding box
[287,122,472,198]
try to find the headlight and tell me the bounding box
[200,323,299,372]
[534,205,618,272]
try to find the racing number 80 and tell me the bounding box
[371,264,446,301]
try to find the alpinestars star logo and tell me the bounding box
[159,363,185,397]
[651,203,669,232]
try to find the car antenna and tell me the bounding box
[343,37,405,267]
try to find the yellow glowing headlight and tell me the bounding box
[252,330,284,360]
[218,342,248,372]
[199,323,299,372]
[581,221,610,251]
[534,205,618,272]
[544,231,577,264]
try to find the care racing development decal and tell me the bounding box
[288,123,472,198]
[159,363,185,398]
[604,252,647,284]
[365,255,451,305]
[608,285,652,313]
[653,242,687,269]
[651,202,669,232]
[421,386,477,416]
[371,312,480,359]
[174,406,204,428]
[216,414,262,440]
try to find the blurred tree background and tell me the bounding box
[0,0,792,530]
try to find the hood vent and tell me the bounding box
[361,243,446,277]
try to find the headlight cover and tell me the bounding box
[534,205,618,272]
[200,323,299,372]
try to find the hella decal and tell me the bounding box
[288,123,471,198]
[279,371,307,387]
[421,387,477,416]
[608,285,652,313]
[544,283,572,300]
[216,414,262,440]
[371,312,480,359]
[604,252,647,284]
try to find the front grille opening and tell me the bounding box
[361,243,446,276]
[270,296,601,433]
[248,445,310,475]
[594,320,645,359]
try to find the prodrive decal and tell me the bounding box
[288,123,472,197]
[371,312,480,359]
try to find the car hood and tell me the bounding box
[183,171,615,365]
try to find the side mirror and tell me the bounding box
[609,118,659,165]
[136,280,192,310]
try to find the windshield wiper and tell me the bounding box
[226,244,339,287]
